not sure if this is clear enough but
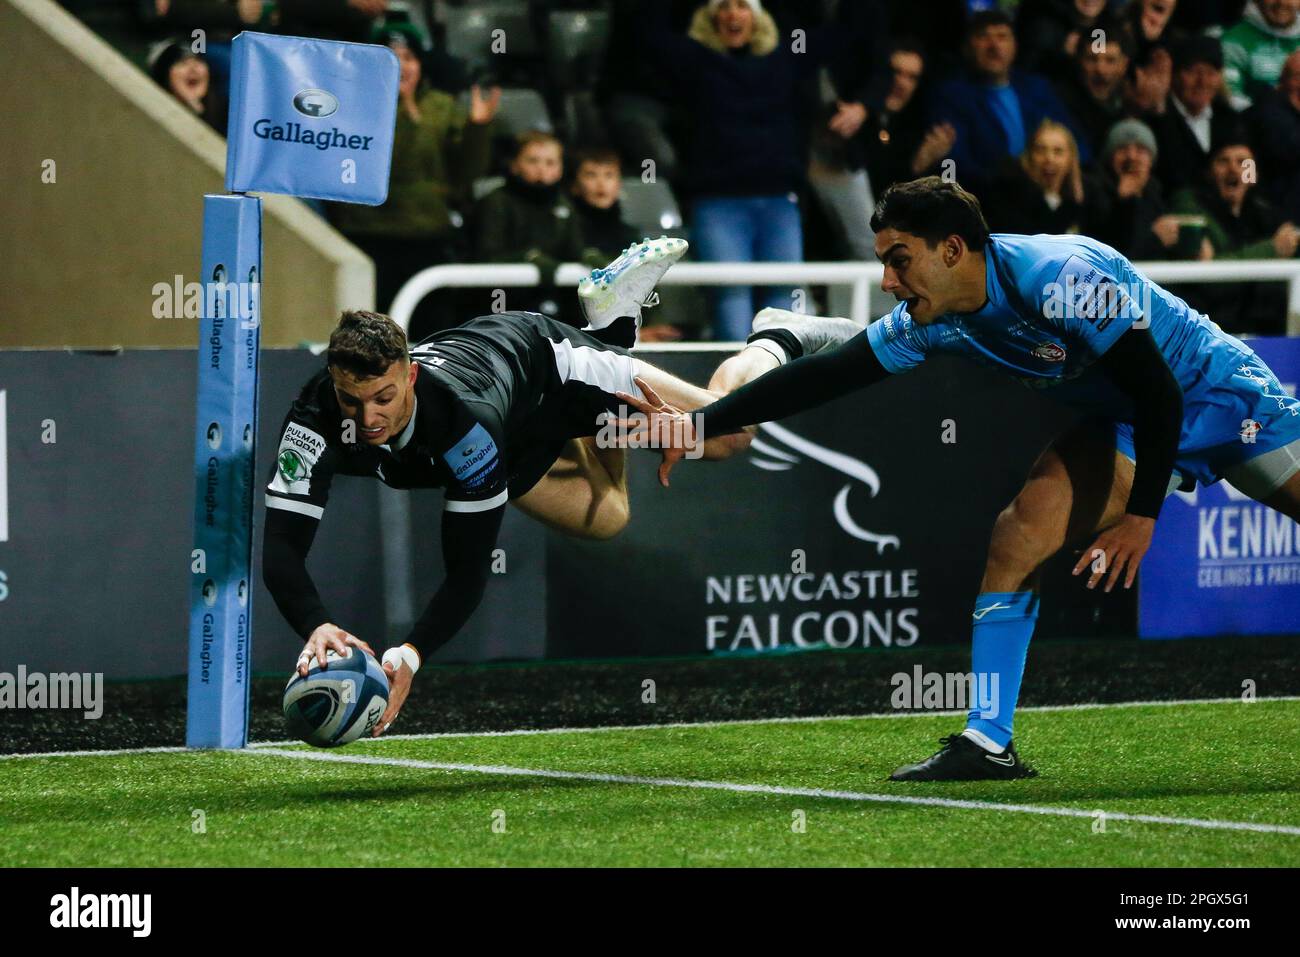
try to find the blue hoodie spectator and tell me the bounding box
[927,10,1090,194]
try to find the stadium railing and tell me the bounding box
[388,260,1300,340]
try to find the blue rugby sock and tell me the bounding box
[965,591,1039,749]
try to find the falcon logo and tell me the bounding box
[277,448,308,483]
[747,423,900,553]
[1032,342,1067,363]
[292,89,339,118]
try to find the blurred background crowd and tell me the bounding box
[64,0,1300,340]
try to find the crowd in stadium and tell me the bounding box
[64,0,1300,339]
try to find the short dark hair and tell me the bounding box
[327,310,409,379]
[1172,34,1224,73]
[869,177,990,252]
[889,35,926,61]
[965,9,1013,40]
[570,145,622,171]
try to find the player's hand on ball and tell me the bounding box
[616,377,698,487]
[1072,514,1156,593]
[298,624,375,677]
[375,657,415,737]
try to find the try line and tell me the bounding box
[2,695,1295,761]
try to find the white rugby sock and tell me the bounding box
[961,728,1006,754]
[746,338,789,366]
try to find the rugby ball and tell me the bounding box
[283,647,390,747]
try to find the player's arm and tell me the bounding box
[373,504,505,737]
[375,407,510,734]
[263,413,375,672]
[623,333,893,486]
[1099,326,1184,519]
[701,334,889,435]
[263,508,330,639]
[262,510,374,673]
[1072,324,1184,591]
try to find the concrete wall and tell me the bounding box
[0,0,373,348]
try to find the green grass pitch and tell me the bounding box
[3,698,1298,867]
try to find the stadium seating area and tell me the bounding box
[66,0,1300,339]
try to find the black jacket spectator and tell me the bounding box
[1150,35,1240,194]
[571,196,640,257]
[1246,85,1300,223]
[983,157,1090,236]
[148,40,228,135]
[637,1,868,199]
[863,93,928,194]
[1084,167,1170,259]
[1051,16,1136,158]
[1016,0,1111,83]
[1150,95,1241,194]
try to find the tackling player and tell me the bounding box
[626,177,1300,780]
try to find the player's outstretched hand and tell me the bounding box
[616,377,698,488]
[297,624,374,677]
[1072,514,1156,592]
[375,658,414,737]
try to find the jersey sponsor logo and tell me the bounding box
[282,422,326,459]
[277,448,309,484]
[271,422,325,495]
[443,423,500,490]
[1031,342,1067,363]
[1043,257,1145,331]
[746,422,900,553]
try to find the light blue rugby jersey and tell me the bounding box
[865,233,1298,483]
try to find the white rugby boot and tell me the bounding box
[578,236,688,345]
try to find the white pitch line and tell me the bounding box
[3,695,1297,761]
[247,694,1300,748]
[0,745,191,762]
[246,747,1300,837]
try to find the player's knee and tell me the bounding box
[702,428,752,460]
[587,492,631,540]
[986,495,1058,578]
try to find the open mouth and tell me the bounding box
[361,426,385,439]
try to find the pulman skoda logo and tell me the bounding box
[293,89,339,118]
[747,423,900,553]
[278,448,308,483]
